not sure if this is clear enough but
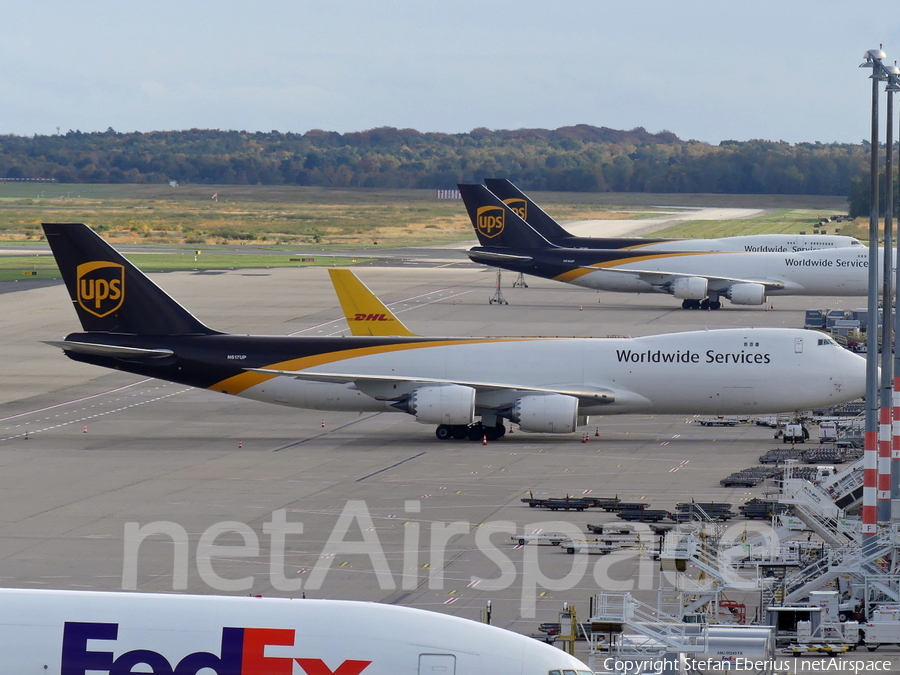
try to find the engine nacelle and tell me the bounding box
[510,394,579,434]
[672,276,708,300]
[405,384,475,425]
[727,282,766,305]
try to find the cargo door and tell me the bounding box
[419,654,456,675]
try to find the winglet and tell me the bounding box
[327,269,417,337]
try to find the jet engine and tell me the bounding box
[672,276,708,300]
[510,394,579,433]
[403,384,476,425]
[727,282,766,306]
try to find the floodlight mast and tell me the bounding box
[887,64,900,520]
[881,63,899,523]
[860,47,886,551]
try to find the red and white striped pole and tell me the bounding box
[861,48,886,546]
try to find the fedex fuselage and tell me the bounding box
[0,588,592,674]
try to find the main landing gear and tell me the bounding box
[681,298,721,310]
[435,422,507,441]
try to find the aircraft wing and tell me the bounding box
[246,368,615,404]
[595,266,787,291]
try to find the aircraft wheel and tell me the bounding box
[467,424,485,441]
[484,425,505,441]
[709,300,721,310]
[700,299,710,310]
[451,425,469,440]
[435,425,453,441]
[682,300,692,309]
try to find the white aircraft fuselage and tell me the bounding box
[0,588,592,674]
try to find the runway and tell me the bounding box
[0,261,873,639]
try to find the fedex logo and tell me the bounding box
[352,313,391,322]
[61,622,372,675]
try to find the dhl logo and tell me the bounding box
[352,313,392,322]
[76,261,125,318]
[476,205,505,239]
[503,197,527,220]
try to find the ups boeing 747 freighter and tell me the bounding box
[463,183,879,310]
[483,177,863,253]
[43,223,865,440]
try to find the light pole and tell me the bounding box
[880,63,899,522]
[860,47,886,549]
[887,64,900,520]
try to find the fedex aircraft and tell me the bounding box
[0,588,593,674]
[462,183,884,310]
[42,223,865,441]
[483,177,863,253]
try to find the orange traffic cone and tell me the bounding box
[482,435,488,446]
[595,427,600,437]
[83,425,88,433]
[24,430,29,440]
[321,420,326,429]
[581,434,588,443]
[238,440,243,449]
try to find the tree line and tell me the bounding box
[0,125,875,204]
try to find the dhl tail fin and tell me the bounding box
[327,269,417,337]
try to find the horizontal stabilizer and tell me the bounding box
[43,340,174,359]
[468,250,534,263]
[246,368,615,403]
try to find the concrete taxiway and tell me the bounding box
[0,260,884,661]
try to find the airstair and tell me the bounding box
[589,592,707,657]
[778,476,857,547]
[818,458,863,510]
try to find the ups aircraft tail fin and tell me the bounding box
[458,183,557,250]
[42,223,217,336]
[327,268,417,337]
[483,178,572,242]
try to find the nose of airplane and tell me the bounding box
[837,348,868,401]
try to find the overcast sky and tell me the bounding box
[3,1,900,145]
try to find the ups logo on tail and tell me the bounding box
[503,198,527,220]
[76,261,125,318]
[476,205,505,239]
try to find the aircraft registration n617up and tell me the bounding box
[43,223,865,441]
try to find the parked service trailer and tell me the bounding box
[510,534,568,546]
[616,509,670,522]
[862,606,900,651]
[697,416,740,426]
[562,539,619,555]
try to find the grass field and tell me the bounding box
[0,252,372,283]
[0,184,861,282]
[0,183,852,247]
